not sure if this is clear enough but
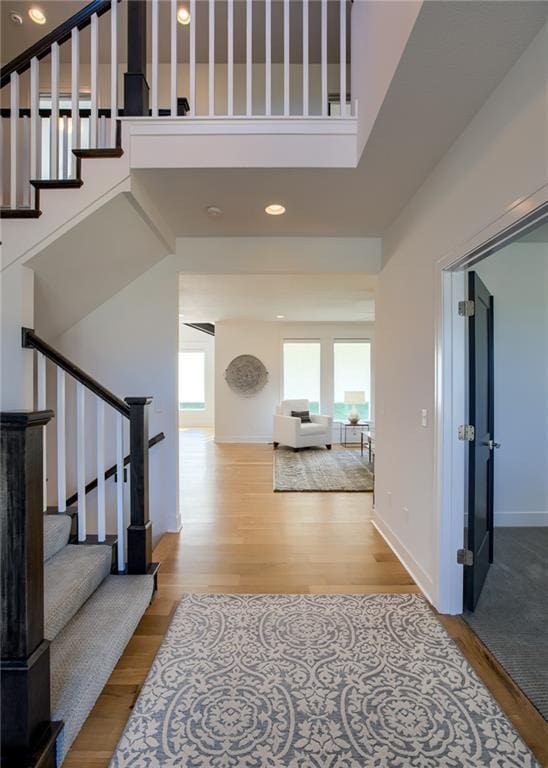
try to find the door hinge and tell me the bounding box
[457,548,474,566]
[458,424,475,441]
[458,300,475,317]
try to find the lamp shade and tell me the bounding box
[344,390,366,405]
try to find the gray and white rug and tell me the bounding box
[274,446,374,492]
[110,593,538,767]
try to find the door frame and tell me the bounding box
[433,187,548,614]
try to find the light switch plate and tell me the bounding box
[421,409,428,427]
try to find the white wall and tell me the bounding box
[215,321,374,443]
[374,24,548,609]
[474,241,548,526]
[179,323,215,428]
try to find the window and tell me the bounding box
[334,340,371,421]
[179,351,206,410]
[282,341,321,414]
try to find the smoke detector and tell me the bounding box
[206,206,222,218]
[10,11,23,24]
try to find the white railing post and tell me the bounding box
[303,0,309,117]
[116,413,125,571]
[190,0,196,116]
[110,0,118,146]
[208,0,215,116]
[71,28,80,176]
[265,0,271,116]
[30,58,39,182]
[57,369,66,512]
[51,42,59,179]
[37,352,47,512]
[340,0,346,117]
[321,0,327,117]
[76,383,86,541]
[227,0,233,116]
[10,72,19,207]
[246,0,252,116]
[96,399,106,542]
[283,0,290,116]
[90,13,98,148]
[170,0,177,116]
[61,115,69,178]
[151,0,159,117]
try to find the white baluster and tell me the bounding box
[189,0,196,116]
[62,115,69,178]
[151,0,159,117]
[71,28,80,177]
[340,0,346,117]
[22,117,31,207]
[51,43,59,179]
[76,383,86,541]
[116,413,125,571]
[246,0,252,116]
[99,114,107,148]
[283,0,289,116]
[10,72,19,207]
[265,0,271,116]
[110,0,118,145]
[90,13,98,148]
[208,0,215,116]
[30,58,39,182]
[321,0,327,117]
[302,0,309,117]
[57,369,66,512]
[227,0,233,116]
[37,352,47,511]
[171,0,177,116]
[96,399,106,542]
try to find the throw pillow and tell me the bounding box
[291,410,311,423]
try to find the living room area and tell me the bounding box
[178,272,376,496]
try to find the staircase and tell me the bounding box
[1,332,164,768]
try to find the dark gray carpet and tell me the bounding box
[463,527,548,721]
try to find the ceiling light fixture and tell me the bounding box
[10,11,23,24]
[28,6,46,24]
[265,203,286,216]
[206,206,222,218]
[177,7,191,25]
[276,315,285,319]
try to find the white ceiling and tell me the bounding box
[179,272,376,322]
[1,0,349,66]
[134,0,548,237]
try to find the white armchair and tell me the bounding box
[273,399,333,451]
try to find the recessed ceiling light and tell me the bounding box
[276,314,285,319]
[28,7,46,24]
[265,203,286,216]
[177,7,191,25]
[206,206,222,218]
[10,11,23,24]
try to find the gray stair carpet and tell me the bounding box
[44,514,72,562]
[44,544,112,641]
[51,574,154,764]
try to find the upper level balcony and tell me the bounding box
[1,0,358,214]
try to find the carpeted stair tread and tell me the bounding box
[45,544,112,641]
[51,574,154,764]
[44,514,72,562]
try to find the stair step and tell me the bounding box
[72,147,124,159]
[43,514,72,562]
[44,544,112,641]
[51,573,154,764]
[0,207,41,218]
[30,178,83,189]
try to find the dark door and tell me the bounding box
[464,271,495,611]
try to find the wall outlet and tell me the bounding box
[421,408,428,427]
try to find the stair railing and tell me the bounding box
[22,327,158,575]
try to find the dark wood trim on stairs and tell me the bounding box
[184,322,216,336]
[124,0,149,116]
[0,101,189,119]
[72,147,124,159]
[30,178,83,190]
[125,397,153,575]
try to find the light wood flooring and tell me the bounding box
[64,429,548,767]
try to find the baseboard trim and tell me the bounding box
[495,510,548,527]
[372,513,435,606]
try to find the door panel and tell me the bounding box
[464,271,494,611]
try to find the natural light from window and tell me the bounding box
[179,351,206,410]
[334,340,371,421]
[283,341,320,414]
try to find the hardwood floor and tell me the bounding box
[64,428,548,767]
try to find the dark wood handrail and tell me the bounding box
[65,431,165,507]
[1,0,120,89]
[22,327,130,418]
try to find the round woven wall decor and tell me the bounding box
[225,354,268,396]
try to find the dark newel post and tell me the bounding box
[124,0,149,116]
[1,411,62,766]
[125,397,153,574]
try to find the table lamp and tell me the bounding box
[344,391,366,425]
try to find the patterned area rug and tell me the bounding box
[274,446,374,492]
[109,594,537,768]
